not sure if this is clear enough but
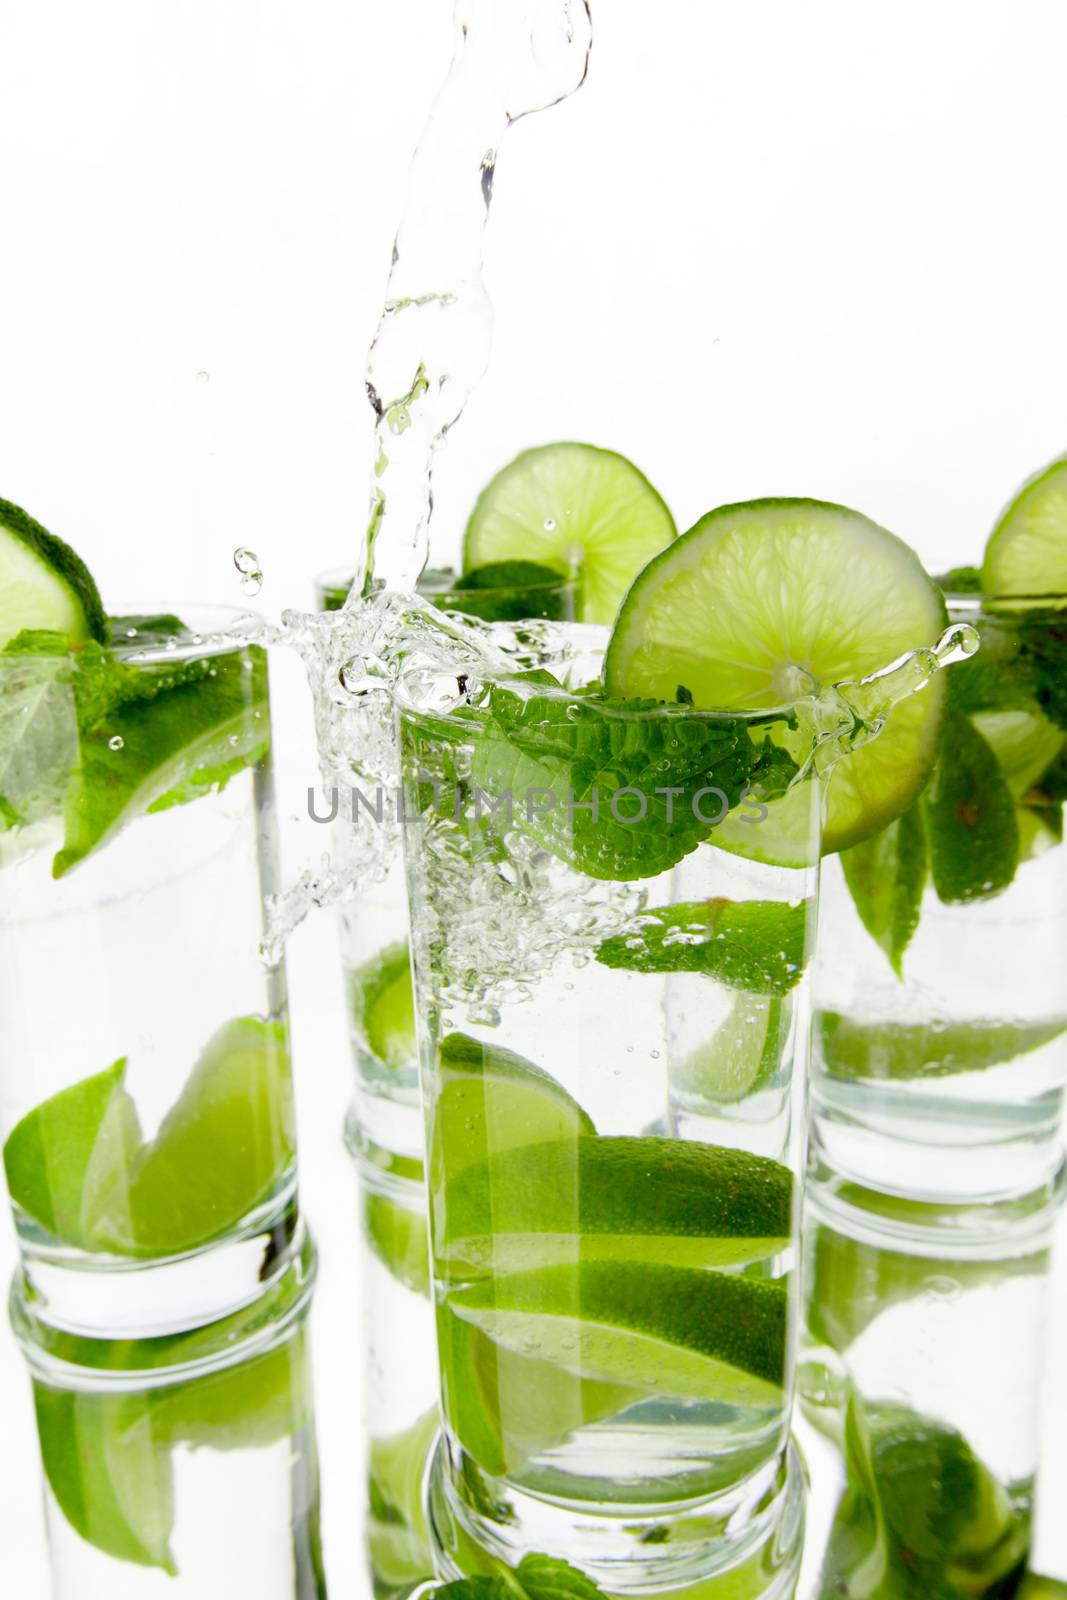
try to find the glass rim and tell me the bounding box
[0,603,265,668]
[315,563,580,601]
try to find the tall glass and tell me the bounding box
[813,595,1067,1200]
[0,610,301,1338]
[395,621,825,1590]
[12,1234,324,1599]
[797,1154,1065,1599]
[315,567,578,1163]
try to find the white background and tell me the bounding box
[2,1,1067,1592]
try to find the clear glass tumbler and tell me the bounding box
[395,618,829,1590]
[12,1231,323,1600]
[813,594,1067,1200]
[0,610,302,1338]
[798,1153,1066,1599]
[314,567,579,1163]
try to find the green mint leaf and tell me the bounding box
[107,614,186,647]
[3,1059,142,1247]
[425,1554,608,1600]
[597,898,808,994]
[934,565,983,594]
[469,680,797,882]
[0,650,79,833]
[1032,741,1067,804]
[448,561,570,622]
[841,803,927,978]
[1021,608,1067,731]
[55,647,270,875]
[923,712,1019,903]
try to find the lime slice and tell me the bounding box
[363,1187,431,1297]
[973,706,1066,800]
[431,1032,595,1184]
[449,1261,786,1406]
[0,497,107,648]
[463,443,676,625]
[983,456,1067,596]
[605,499,948,863]
[350,941,417,1072]
[149,1330,312,1453]
[86,1016,294,1256]
[442,1136,792,1277]
[34,1383,176,1573]
[673,995,791,1106]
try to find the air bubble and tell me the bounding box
[233,547,263,597]
[108,735,124,751]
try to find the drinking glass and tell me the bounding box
[315,568,578,1163]
[0,610,303,1338]
[798,1152,1066,1599]
[11,1232,323,1599]
[394,617,834,1590]
[813,594,1067,1200]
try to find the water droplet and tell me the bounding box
[923,1274,960,1301]
[196,370,210,383]
[544,517,557,532]
[233,547,263,596]
[108,735,124,751]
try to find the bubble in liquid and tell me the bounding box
[108,735,124,751]
[923,1274,961,1301]
[233,547,263,597]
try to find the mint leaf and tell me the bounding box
[55,647,270,875]
[468,679,797,882]
[0,649,79,833]
[427,1554,607,1600]
[3,1059,142,1247]
[841,803,927,977]
[448,561,570,622]
[1022,609,1067,731]
[935,565,983,594]
[597,898,807,994]
[923,712,1019,903]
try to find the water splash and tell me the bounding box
[233,547,264,597]
[352,0,593,598]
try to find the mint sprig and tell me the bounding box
[596,899,808,994]
[427,1553,606,1600]
[840,803,927,978]
[923,711,1019,903]
[469,678,797,882]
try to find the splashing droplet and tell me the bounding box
[233,547,263,596]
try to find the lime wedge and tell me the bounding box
[3,1059,142,1249]
[350,941,416,1072]
[431,1032,595,1183]
[673,994,791,1106]
[983,456,1067,596]
[439,1308,639,1478]
[463,443,676,625]
[442,1136,792,1277]
[604,498,948,863]
[86,1016,294,1256]
[363,1188,431,1298]
[973,706,1066,800]
[819,1010,1067,1082]
[449,1261,787,1406]
[149,1330,312,1453]
[34,1383,176,1573]
[0,497,107,648]
[367,1409,438,1589]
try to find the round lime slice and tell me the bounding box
[350,941,417,1072]
[982,456,1067,597]
[462,442,676,625]
[605,498,948,862]
[0,496,107,648]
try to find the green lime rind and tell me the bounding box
[463,443,677,626]
[818,1010,1067,1083]
[86,1015,294,1257]
[3,1059,142,1249]
[0,496,108,647]
[982,455,1067,598]
[841,802,927,978]
[672,994,791,1107]
[450,1260,788,1403]
[596,899,808,995]
[441,1136,792,1278]
[349,941,417,1073]
[368,1410,438,1593]
[605,498,948,865]
[432,1032,596,1184]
